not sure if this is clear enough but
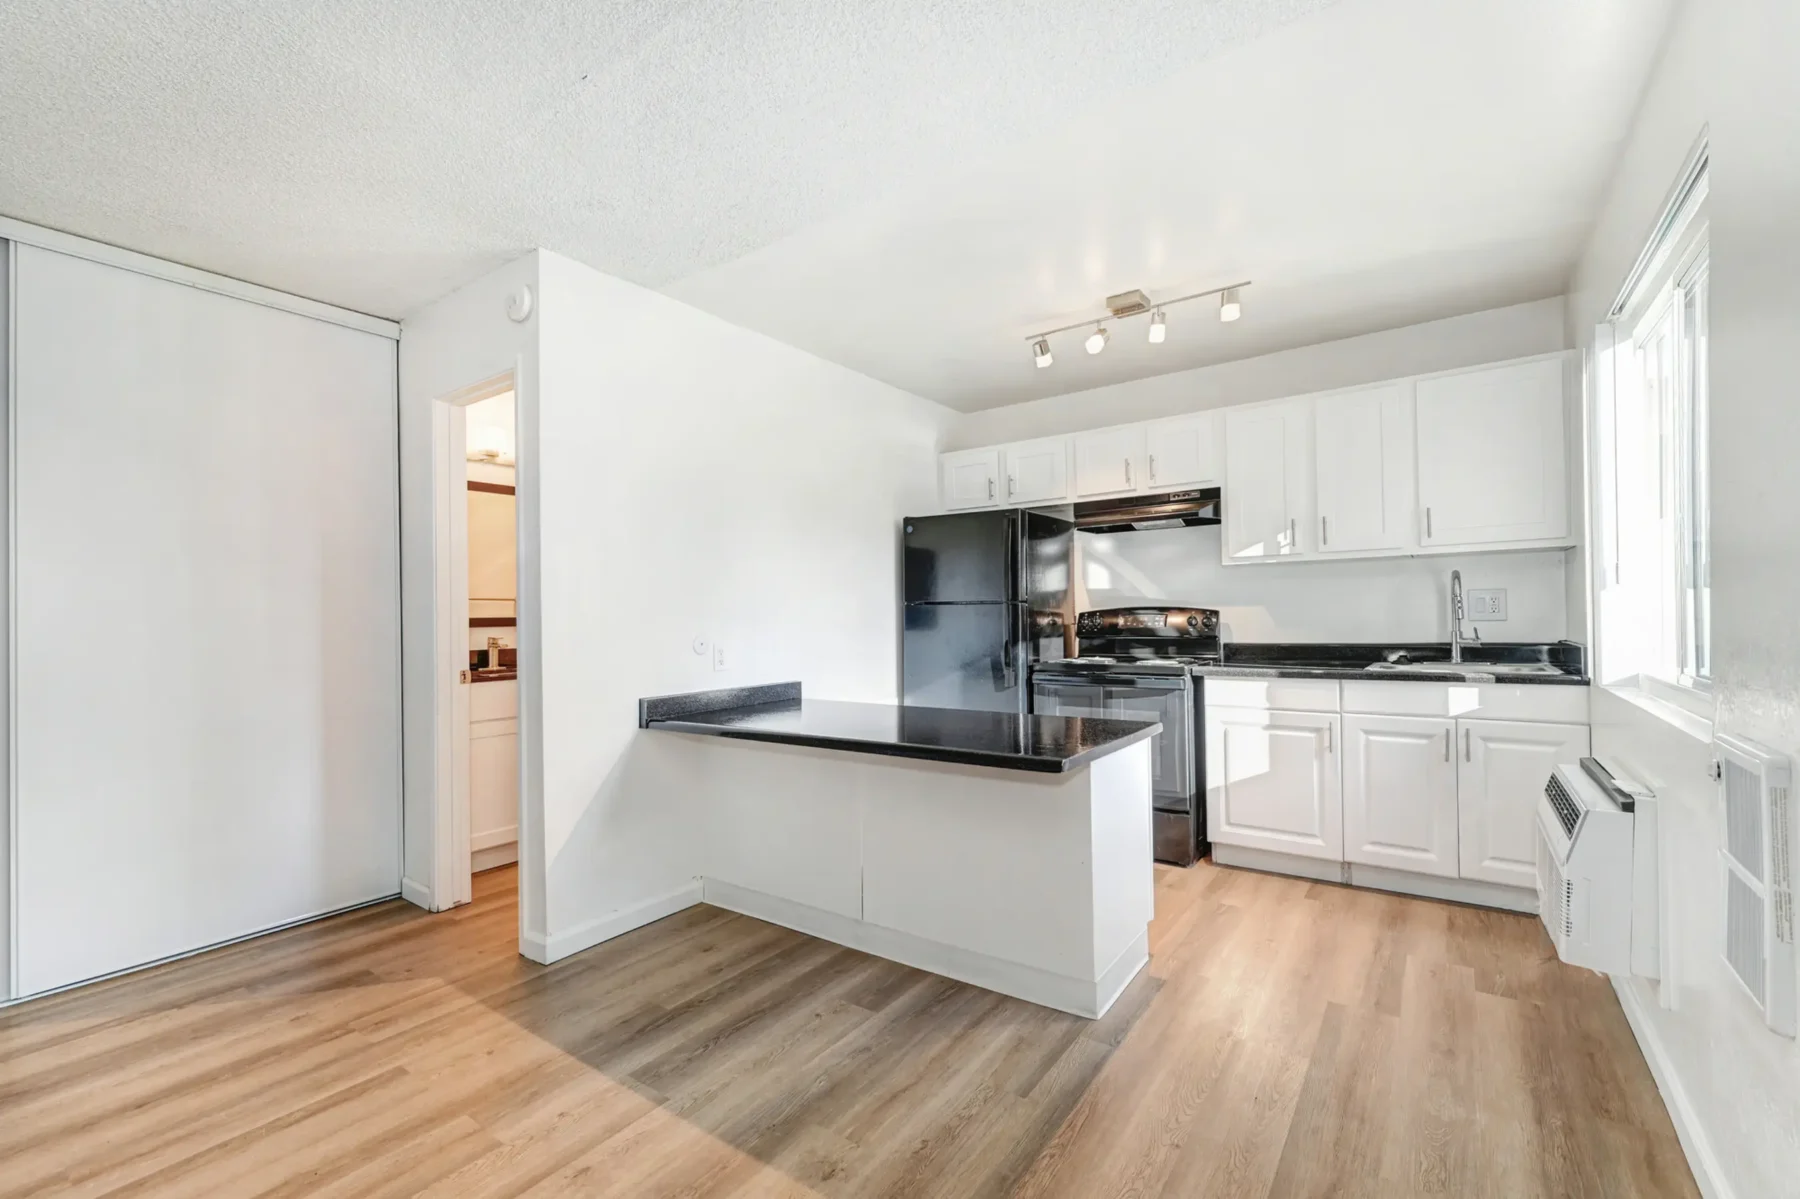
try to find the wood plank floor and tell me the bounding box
[0,862,1697,1198]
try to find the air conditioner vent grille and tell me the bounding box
[1545,774,1581,838]
[1726,760,1765,881]
[1727,869,1768,1004]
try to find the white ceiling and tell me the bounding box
[0,0,1669,411]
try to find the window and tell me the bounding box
[1594,144,1710,694]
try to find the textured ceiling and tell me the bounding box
[0,0,1670,410]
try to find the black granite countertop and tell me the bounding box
[639,682,1160,773]
[1191,663,1589,685]
[1192,641,1589,685]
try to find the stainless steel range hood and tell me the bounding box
[1073,488,1221,534]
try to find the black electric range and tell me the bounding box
[1030,607,1219,866]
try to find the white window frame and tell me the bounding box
[1594,137,1711,707]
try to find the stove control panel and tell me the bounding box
[1077,607,1219,637]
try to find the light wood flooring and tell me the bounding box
[0,861,1697,1198]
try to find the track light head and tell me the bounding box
[1032,338,1053,369]
[1148,309,1167,344]
[1219,288,1242,322]
[1085,325,1109,355]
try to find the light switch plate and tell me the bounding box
[1468,589,1508,621]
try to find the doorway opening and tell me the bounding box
[426,372,521,913]
[464,389,520,902]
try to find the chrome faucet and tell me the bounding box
[1449,570,1481,663]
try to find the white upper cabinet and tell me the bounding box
[1000,437,1070,504]
[940,448,1001,510]
[1073,426,1148,498]
[1314,384,1412,554]
[1142,413,1221,491]
[1341,713,1459,879]
[1207,706,1343,861]
[1416,358,1569,546]
[1223,400,1311,560]
[1458,717,1590,888]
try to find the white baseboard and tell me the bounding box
[1212,843,1343,883]
[701,878,1143,1019]
[1350,863,1537,914]
[471,826,518,852]
[399,876,434,911]
[526,882,704,965]
[1612,977,1734,1199]
[1210,844,1537,914]
[471,842,517,873]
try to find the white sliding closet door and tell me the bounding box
[12,246,401,996]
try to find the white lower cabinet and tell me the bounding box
[1341,713,1459,879]
[1458,718,1590,887]
[1208,681,1590,910]
[1207,707,1342,861]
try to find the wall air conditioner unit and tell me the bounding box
[1538,762,1636,975]
[1714,733,1796,1037]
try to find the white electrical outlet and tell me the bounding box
[713,643,729,671]
[1468,589,1508,621]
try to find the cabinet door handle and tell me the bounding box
[1125,459,1133,487]
[1149,454,1157,482]
[1325,723,1333,754]
[1321,515,1329,546]
[988,477,996,500]
[1426,507,1433,538]
[1444,728,1451,761]
[1464,728,1471,761]
[1288,517,1296,548]
[1008,475,1016,498]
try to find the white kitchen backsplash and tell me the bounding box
[1075,525,1571,645]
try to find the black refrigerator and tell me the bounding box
[901,509,1073,715]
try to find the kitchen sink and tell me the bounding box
[1363,661,1566,677]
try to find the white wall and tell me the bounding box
[1571,3,1800,1196]
[1080,527,1569,645]
[947,297,1568,449]
[531,250,951,959]
[397,254,543,932]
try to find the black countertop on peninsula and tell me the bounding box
[639,682,1159,774]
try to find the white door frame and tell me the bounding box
[429,369,515,911]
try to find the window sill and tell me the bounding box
[1601,675,1714,744]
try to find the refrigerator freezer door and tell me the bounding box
[902,602,1025,713]
[903,511,1019,604]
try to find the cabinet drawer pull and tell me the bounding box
[1444,728,1451,761]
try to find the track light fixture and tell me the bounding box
[1023,280,1249,369]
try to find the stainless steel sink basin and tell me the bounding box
[1363,661,1565,677]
